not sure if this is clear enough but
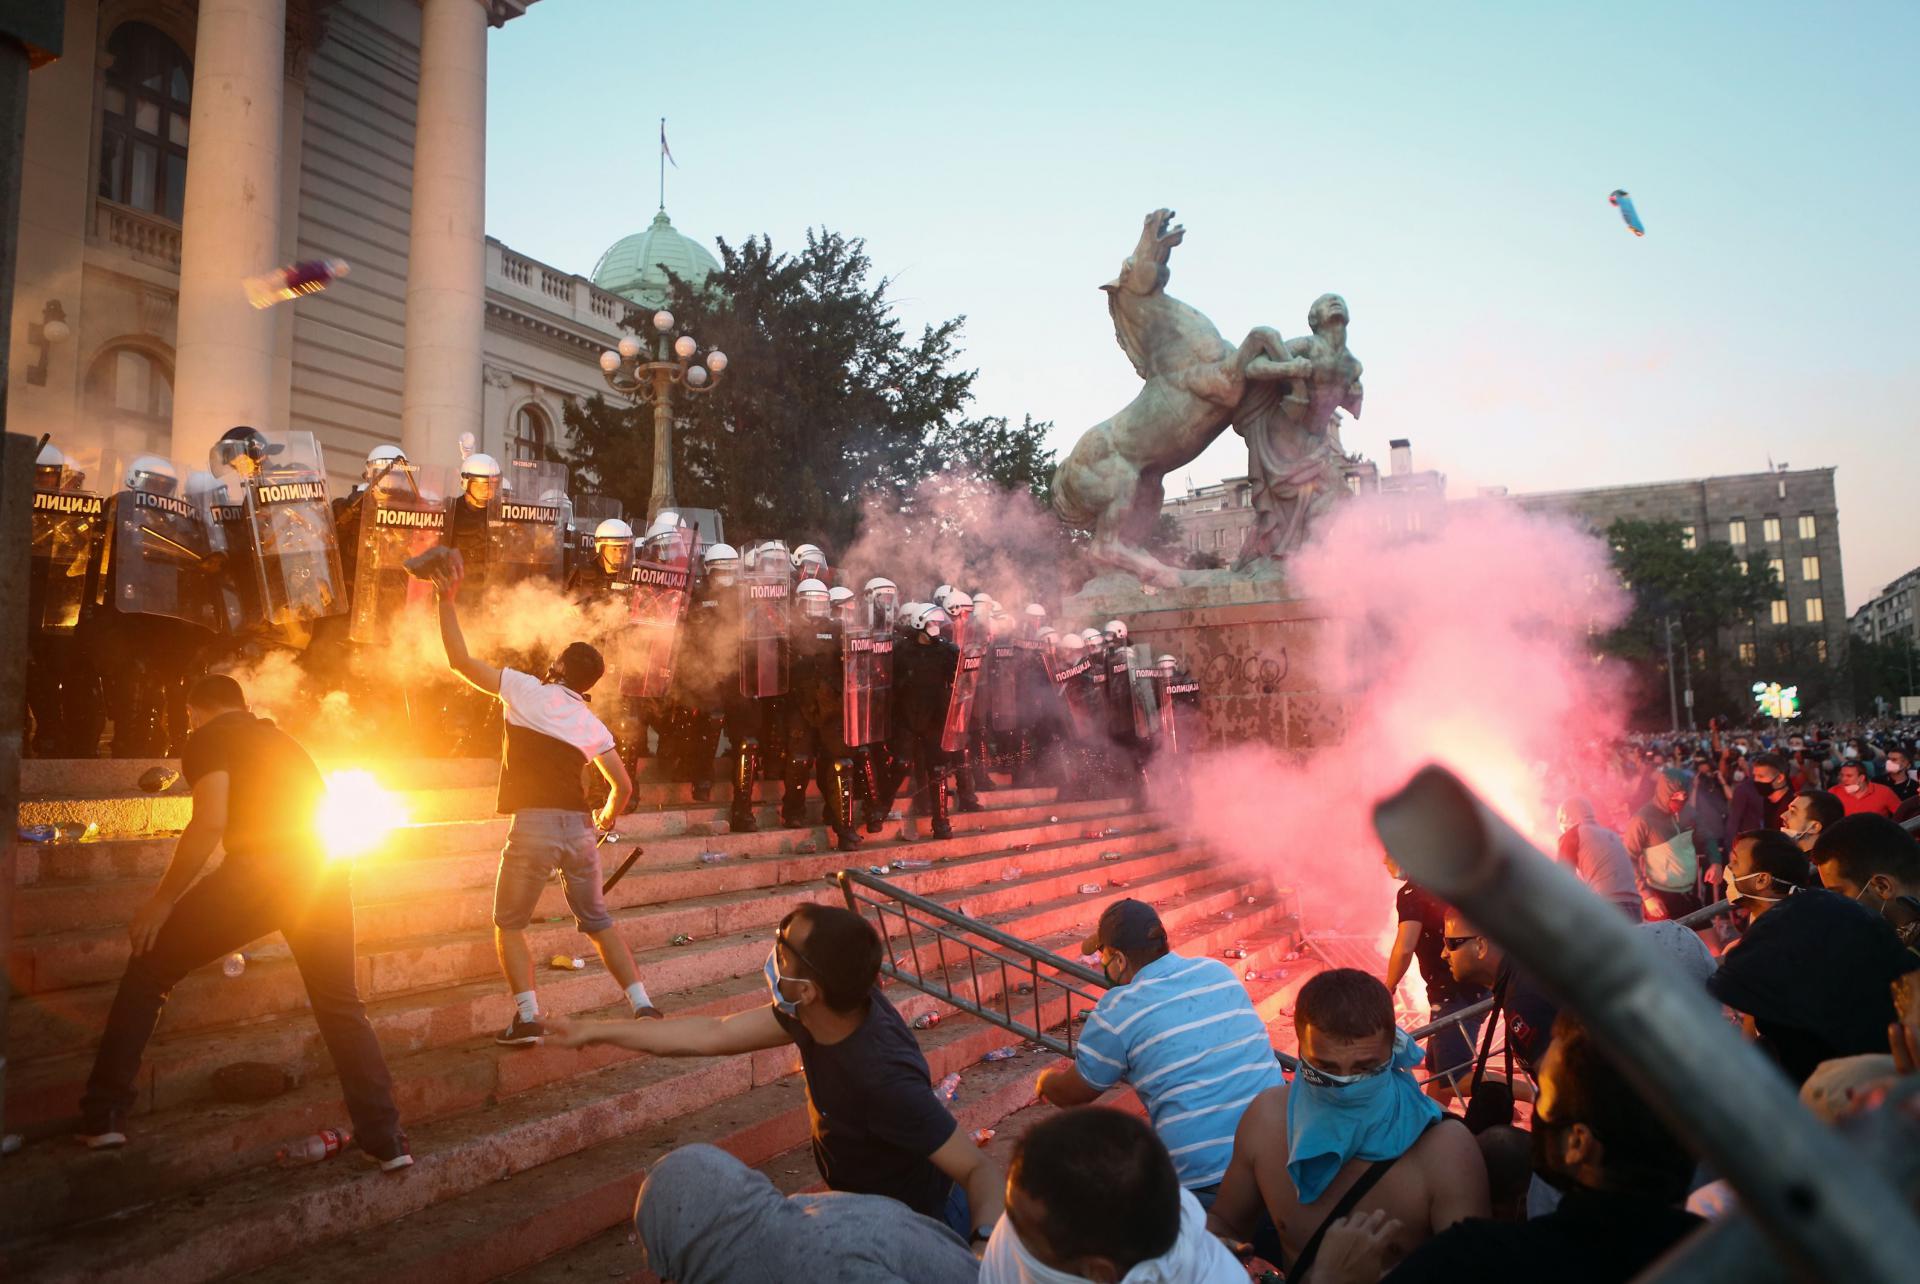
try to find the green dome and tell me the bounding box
[590,209,720,308]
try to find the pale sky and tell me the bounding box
[485,0,1919,613]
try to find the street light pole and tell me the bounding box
[598,308,728,527]
[1664,614,1681,734]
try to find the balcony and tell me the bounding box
[91,197,182,269]
[486,238,629,339]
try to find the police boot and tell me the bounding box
[969,732,995,792]
[729,741,760,833]
[780,756,812,828]
[827,758,863,851]
[857,750,886,833]
[955,752,985,814]
[1010,732,1035,787]
[928,765,955,840]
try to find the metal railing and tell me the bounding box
[1391,895,1740,1093]
[836,869,1112,1058]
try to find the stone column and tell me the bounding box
[401,0,488,471]
[170,0,286,468]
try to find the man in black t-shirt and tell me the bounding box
[1441,909,1561,1101]
[78,675,410,1169]
[1385,857,1488,1101]
[549,902,1005,1252]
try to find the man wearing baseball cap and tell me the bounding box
[1036,899,1283,1202]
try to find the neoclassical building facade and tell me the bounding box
[7,0,716,499]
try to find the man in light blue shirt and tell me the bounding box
[1036,899,1283,1197]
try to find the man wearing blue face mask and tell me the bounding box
[1205,970,1487,1281]
[549,903,1004,1250]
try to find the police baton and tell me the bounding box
[600,829,642,894]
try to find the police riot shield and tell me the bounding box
[346,463,447,645]
[1167,668,1201,754]
[940,642,989,754]
[1130,660,1164,742]
[488,459,568,590]
[30,446,105,634]
[842,627,895,747]
[621,551,694,699]
[987,640,1025,734]
[99,455,223,633]
[739,568,792,698]
[1102,648,1140,740]
[211,432,346,633]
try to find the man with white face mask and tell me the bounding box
[1883,749,1917,802]
[982,1107,1243,1284]
[1206,970,1486,1280]
[1834,760,1901,819]
[1780,788,1844,853]
[549,903,1004,1248]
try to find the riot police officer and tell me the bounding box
[878,604,960,841]
[690,542,772,831]
[781,578,863,851]
[444,452,501,600]
[26,442,106,756]
[941,591,986,813]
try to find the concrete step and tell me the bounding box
[5,791,1091,997]
[18,783,503,838]
[16,754,713,800]
[3,840,1222,1135]
[10,785,1072,888]
[0,968,1146,1284]
[9,796,1131,945]
[268,1027,1072,1284]
[0,868,1280,1254]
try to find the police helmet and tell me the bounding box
[595,517,635,542]
[126,455,180,496]
[933,584,954,608]
[647,511,682,539]
[796,576,831,617]
[945,591,974,615]
[460,453,502,480]
[917,605,952,639]
[36,442,66,468]
[864,576,898,597]
[1104,619,1129,644]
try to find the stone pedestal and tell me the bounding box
[1065,572,1345,753]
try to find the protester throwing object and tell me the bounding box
[406,546,660,1042]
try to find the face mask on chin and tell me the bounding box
[764,949,805,1018]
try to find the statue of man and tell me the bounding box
[1230,293,1364,570]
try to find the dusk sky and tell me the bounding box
[485,0,1918,612]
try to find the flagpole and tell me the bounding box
[659,116,666,211]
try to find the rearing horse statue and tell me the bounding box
[1051,209,1302,586]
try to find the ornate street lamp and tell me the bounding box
[597,308,728,520]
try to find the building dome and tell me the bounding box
[590,209,721,308]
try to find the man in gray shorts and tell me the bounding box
[414,548,660,1044]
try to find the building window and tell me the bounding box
[1805,597,1824,624]
[1762,516,1782,542]
[1738,640,1756,665]
[1727,518,1746,545]
[1680,524,1696,550]
[1776,479,1787,500]
[1801,556,1820,582]
[1770,599,1790,626]
[1798,514,1816,540]
[85,345,174,459]
[1768,557,1784,584]
[511,404,551,462]
[97,23,192,223]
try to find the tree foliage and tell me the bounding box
[1848,633,1920,715]
[562,229,1055,554]
[1602,518,1785,722]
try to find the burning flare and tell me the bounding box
[317,770,407,861]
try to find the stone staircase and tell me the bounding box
[2,756,1303,1282]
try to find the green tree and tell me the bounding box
[1847,632,1920,715]
[562,229,1055,554]
[1603,519,1782,725]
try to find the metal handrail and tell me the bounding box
[836,868,1112,1058]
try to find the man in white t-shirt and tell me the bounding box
[413,547,658,1044]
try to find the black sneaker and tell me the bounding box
[729,811,758,834]
[365,1141,415,1172]
[78,1114,127,1150]
[495,1015,545,1046]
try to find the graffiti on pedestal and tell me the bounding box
[1201,646,1290,694]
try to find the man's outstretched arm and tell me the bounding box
[407,547,501,694]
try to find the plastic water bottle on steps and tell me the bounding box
[981,1046,1018,1062]
[892,857,932,871]
[278,1127,350,1164]
[1077,883,1102,895]
[935,1072,961,1102]
[244,258,350,309]
[999,866,1022,882]
[221,952,247,978]
[914,1012,942,1030]
[972,1128,996,1146]
[697,851,729,865]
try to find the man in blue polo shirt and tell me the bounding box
[1036,899,1283,1199]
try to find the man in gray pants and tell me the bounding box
[414,548,659,1043]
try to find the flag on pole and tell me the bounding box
[660,118,677,169]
